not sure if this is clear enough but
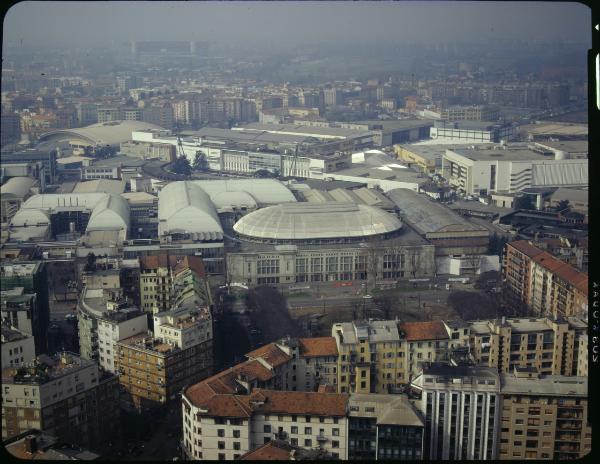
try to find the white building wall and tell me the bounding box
[1,333,36,368]
[97,314,148,373]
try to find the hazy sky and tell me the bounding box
[3,1,592,49]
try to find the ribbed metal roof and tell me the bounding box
[233,202,401,240]
[10,193,130,232]
[0,177,36,199]
[158,181,223,240]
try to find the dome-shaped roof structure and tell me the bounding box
[158,181,223,240]
[233,202,402,242]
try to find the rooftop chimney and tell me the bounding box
[24,435,37,454]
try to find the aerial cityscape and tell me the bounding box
[0,1,592,461]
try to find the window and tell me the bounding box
[218,442,225,450]
[304,439,312,447]
[233,442,240,451]
[264,425,271,433]
[305,427,312,435]
[264,437,271,444]
[332,428,339,436]
[291,438,298,446]
[332,440,339,448]
[218,454,226,460]
[233,430,240,438]
[305,416,311,423]
[218,429,225,437]
[291,426,298,434]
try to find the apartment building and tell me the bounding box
[347,394,424,460]
[439,105,500,121]
[1,325,36,368]
[1,352,119,450]
[332,320,403,394]
[0,261,49,354]
[182,387,349,460]
[138,254,211,315]
[77,285,148,372]
[503,240,588,319]
[411,364,500,460]
[498,369,590,460]
[468,316,588,376]
[116,290,213,413]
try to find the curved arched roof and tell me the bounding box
[38,120,163,147]
[210,191,257,210]
[11,193,129,232]
[192,179,296,207]
[158,181,223,240]
[233,202,402,241]
[0,177,36,199]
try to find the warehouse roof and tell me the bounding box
[158,181,223,240]
[387,189,486,236]
[233,202,401,241]
[38,120,163,147]
[0,177,36,199]
[447,147,548,162]
[236,122,375,139]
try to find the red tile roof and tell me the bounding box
[240,441,293,460]
[298,337,338,357]
[399,321,449,341]
[508,240,545,259]
[246,343,291,368]
[238,389,348,417]
[139,254,206,277]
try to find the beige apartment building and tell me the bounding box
[498,369,591,460]
[330,316,587,395]
[503,241,588,319]
[469,316,588,376]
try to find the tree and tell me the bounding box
[171,156,192,176]
[83,145,94,157]
[193,152,209,171]
[488,232,509,256]
[515,194,535,210]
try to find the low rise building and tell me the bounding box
[3,429,101,460]
[1,352,119,449]
[431,120,516,143]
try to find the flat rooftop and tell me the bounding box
[500,373,587,396]
[386,189,487,236]
[520,122,588,138]
[237,122,375,139]
[535,140,588,154]
[88,155,147,168]
[399,143,495,160]
[448,147,549,162]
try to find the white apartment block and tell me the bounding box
[412,364,500,460]
[182,389,349,461]
[153,306,212,350]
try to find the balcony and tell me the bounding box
[316,433,328,442]
[556,421,582,430]
[557,413,583,420]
